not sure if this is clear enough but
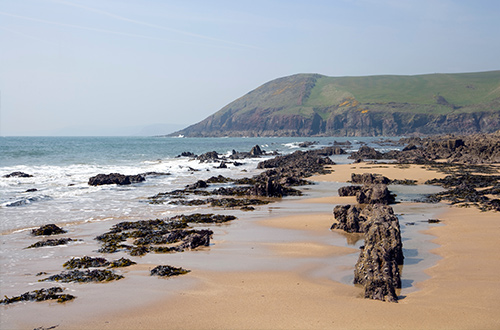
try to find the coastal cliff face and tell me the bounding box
[171,71,500,137]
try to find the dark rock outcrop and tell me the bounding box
[331,205,364,233]
[88,173,145,186]
[349,146,384,160]
[351,173,390,185]
[31,224,66,236]
[356,184,395,205]
[0,287,75,305]
[353,207,403,302]
[332,203,403,302]
[3,171,33,178]
[338,185,362,197]
[150,265,190,277]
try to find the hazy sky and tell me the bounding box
[1,0,499,136]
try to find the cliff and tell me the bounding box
[170,71,500,137]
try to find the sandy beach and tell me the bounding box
[44,162,496,330]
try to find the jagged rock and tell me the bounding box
[353,205,403,302]
[338,185,362,197]
[197,151,219,162]
[250,144,264,156]
[356,184,395,205]
[351,173,390,185]
[331,205,364,233]
[3,171,33,178]
[349,146,384,160]
[88,173,145,186]
[177,151,196,158]
[31,224,66,236]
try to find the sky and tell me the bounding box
[1,0,499,136]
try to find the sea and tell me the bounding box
[0,136,401,233]
[0,136,444,327]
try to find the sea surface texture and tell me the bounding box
[0,136,394,233]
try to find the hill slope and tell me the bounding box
[171,71,500,137]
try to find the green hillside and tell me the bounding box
[172,71,500,137]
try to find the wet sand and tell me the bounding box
[5,163,500,329]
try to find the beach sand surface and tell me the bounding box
[22,164,500,329]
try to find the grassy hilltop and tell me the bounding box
[172,71,500,137]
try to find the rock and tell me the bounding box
[63,256,110,269]
[3,171,33,178]
[26,238,76,249]
[356,184,395,205]
[338,185,362,197]
[331,204,364,233]
[186,180,208,190]
[31,224,66,236]
[24,188,38,193]
[349,146,384,160]
[150,265,190,277]
[351,173,390,185]
[88,173,145,186]
[353,204,403,302]
[197,151,220,162]
[40,269,124,283]
[177,151,196,158]
[0,287,75,305]
[250,144,264,156]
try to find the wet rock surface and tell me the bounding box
[3,171,33,178]
[332,202,403,302]
[31,224,66,236]
[150,265,190,277]
[351,173,390,185]
[0,287,75,305]
[94,214,232,256]
[40,269,124,283]
[88,173,146,186]
[26,238,77,249]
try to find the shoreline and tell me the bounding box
[3,162,500,329]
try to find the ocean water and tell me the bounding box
[1,136,447,327]
[0,136,397,233]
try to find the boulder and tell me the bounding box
[88,173,145,186]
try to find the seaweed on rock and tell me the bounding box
[0,287,75,305]
[31,224,66,236]
[40,269,124,283]
[26,238,77,249]
[150,265,190,277]
[63,256,110,269]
